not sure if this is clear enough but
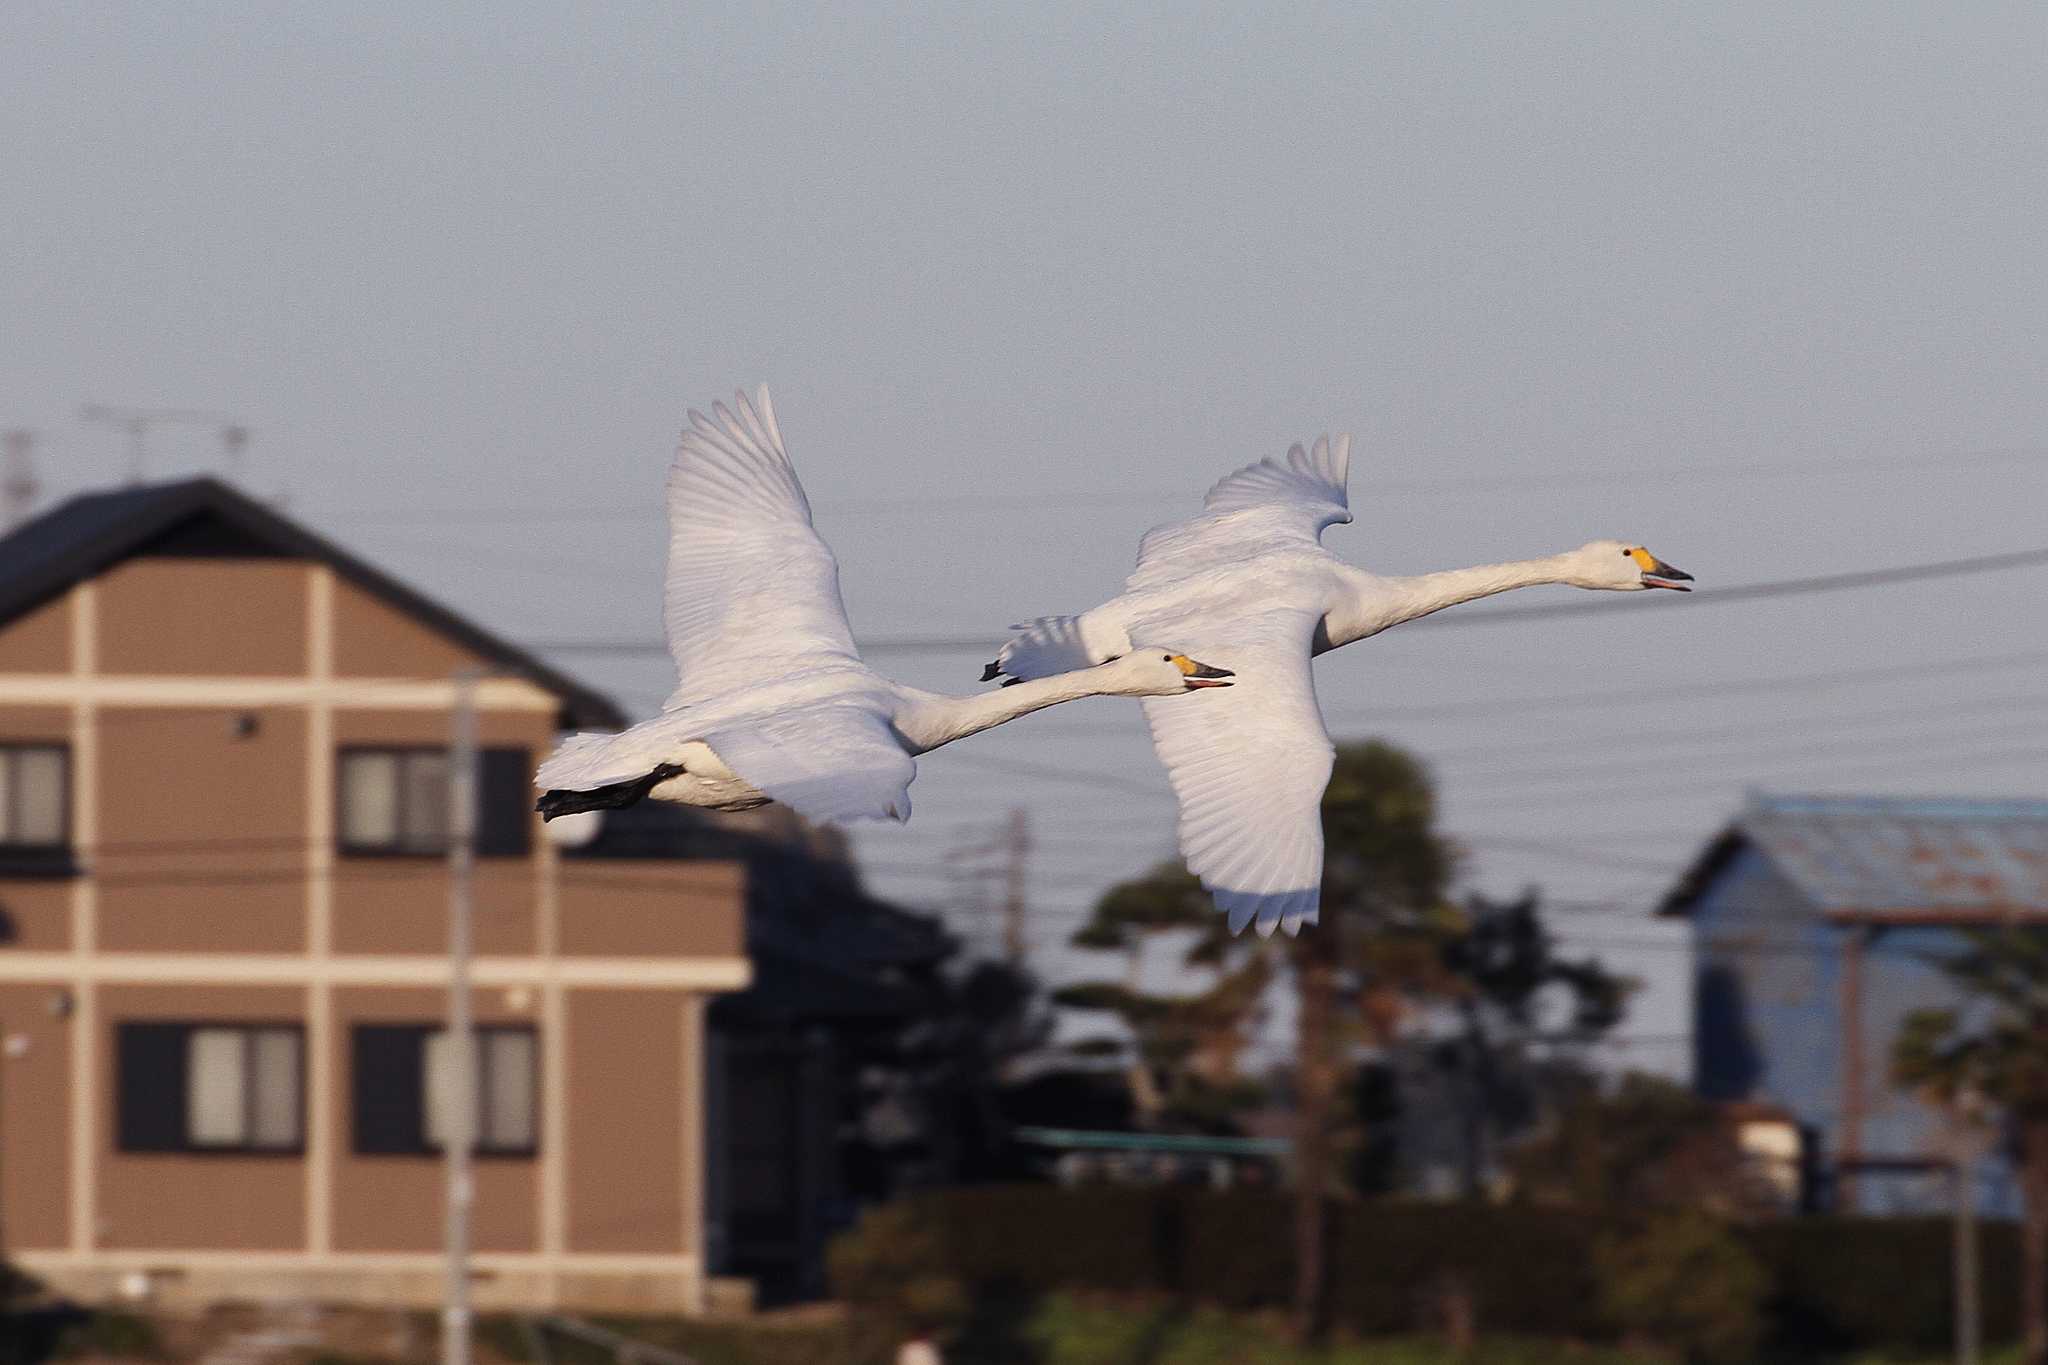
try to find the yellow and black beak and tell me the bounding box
[1172,655,1235,689]
[1628,547,1694,592]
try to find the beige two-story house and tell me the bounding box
[0,477,748,1313]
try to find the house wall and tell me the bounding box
[96,706,308,954]
[0,595,71,673]
[96,561,308,677]
[564,989,692,1256]
[0,979,75,1250]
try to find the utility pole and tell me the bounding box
[79,403,248,484]
[1,430,37,531]
[1001,807,1031,967]
[444,668,481,1365]
[1953,1096,1986,1365]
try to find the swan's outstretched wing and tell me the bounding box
[662,387,863,709]
[1136,605,1332,936]
[1129,434,1351,588]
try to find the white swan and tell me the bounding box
[984,435,1693,937]
[535,388,1234,825]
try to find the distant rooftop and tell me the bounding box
[1661,792,2048,918]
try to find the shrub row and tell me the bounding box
[902,1186,2020,1353]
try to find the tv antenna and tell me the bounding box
[79,403,249,484]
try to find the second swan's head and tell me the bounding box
[1108,649,1236,696]
[1562,540,1695,592]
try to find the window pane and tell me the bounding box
[0,751,14,843]
[401,754,450,850]
[484,1032,536,1150]
[188,1029,247,1146]
[251,1029,301,1148]
[341,753,399,846]
[423,1029,456,1148]
[14,748,65,844]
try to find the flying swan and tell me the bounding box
[983,434,1692,937]
[535,388,1234,825]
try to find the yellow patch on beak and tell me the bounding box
[1628,546,1659,572]
[1170,654,1198,675]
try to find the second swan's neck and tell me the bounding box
[1325,554,1572,649]
[891,671,1122,755]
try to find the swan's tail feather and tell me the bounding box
[986,612,1131,683]
[535,729,675,794]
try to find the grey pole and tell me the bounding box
[1954,1127,1981,1365]
[444,668,481,1365]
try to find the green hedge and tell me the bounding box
[898,1187,2018,1354]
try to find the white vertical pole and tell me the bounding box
[445,668,480,1365]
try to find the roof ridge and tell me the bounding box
[0,478,622,728]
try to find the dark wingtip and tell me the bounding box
[980,660,1003,682]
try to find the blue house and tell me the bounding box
[1661,793,2048,1215]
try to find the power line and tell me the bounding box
[922,685,2048,804]
[524,548,2048,659]
[1440,546,2048,628]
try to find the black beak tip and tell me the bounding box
[979,661,1003,683]
[1665,567,1695,582]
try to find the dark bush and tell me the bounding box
[1749,1216,2019,1354]
[840,1186,2019,1356]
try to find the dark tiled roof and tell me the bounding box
[1661,792,2048,917]
[0,478,622,728]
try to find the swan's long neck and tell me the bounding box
[891,670,1128,755]
[1326,555,1571,648]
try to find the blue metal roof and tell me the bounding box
[1664,792,2048,916]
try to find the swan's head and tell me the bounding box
[1563,540,1694,592]
[1112,649,1236,696]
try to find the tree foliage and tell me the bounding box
[1057,742,1462,1128]
[1507,1073,1747,1213]
[1432,890,1631,1195]
[1893,926,2048,1365]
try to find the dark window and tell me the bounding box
[115,1022,303,1154]
[338,747,531,856]
[352,1024,538,1156]
[0,744,68,849]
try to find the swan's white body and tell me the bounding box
[536,388,1228,827]
[991,437,1692,937]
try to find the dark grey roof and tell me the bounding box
[0,478,622,728]
[1661,792,2048,917]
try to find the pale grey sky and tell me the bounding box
[7,3,2047,1065]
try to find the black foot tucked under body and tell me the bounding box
[536,763,685,821]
